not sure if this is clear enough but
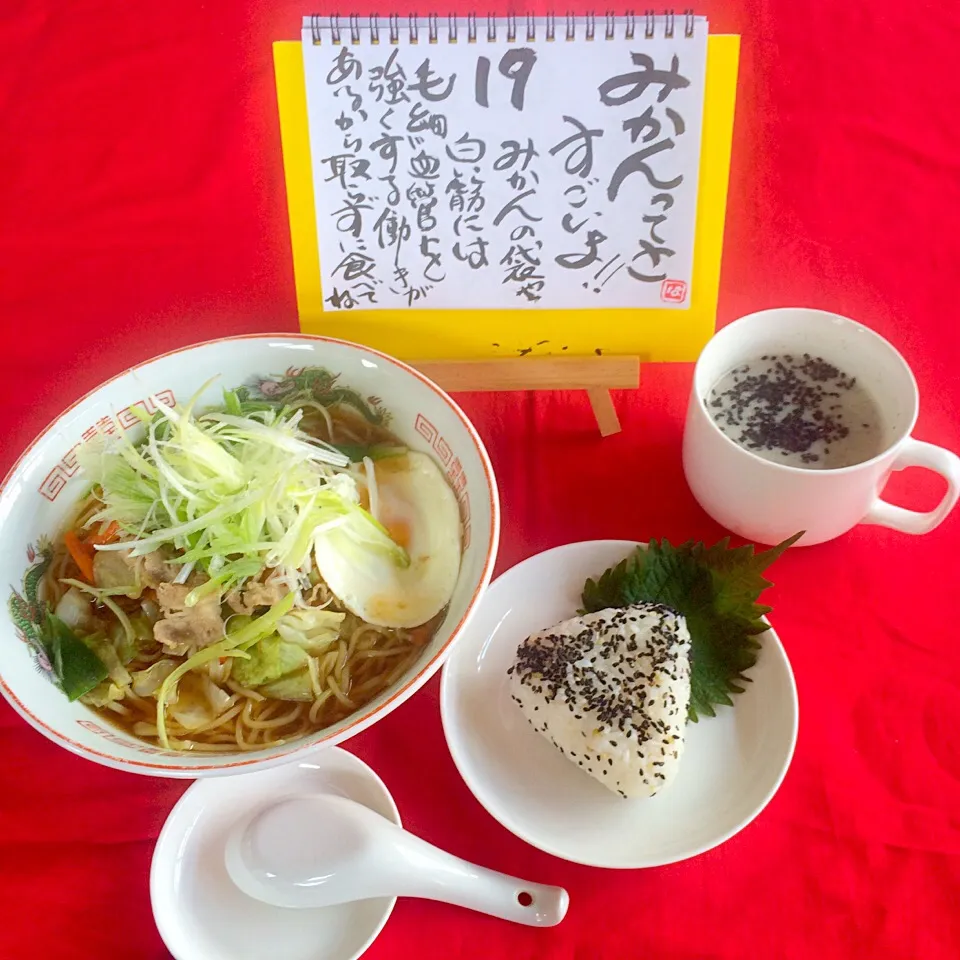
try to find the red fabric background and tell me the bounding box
[2,2,960,958]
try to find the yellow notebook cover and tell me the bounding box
[273,35,739,362]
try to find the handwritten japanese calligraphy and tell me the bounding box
[301,15,707,309]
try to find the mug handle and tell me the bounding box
[863,437,960,534]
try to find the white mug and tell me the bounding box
[682,307,960,546]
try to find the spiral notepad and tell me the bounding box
[300,13,709,313]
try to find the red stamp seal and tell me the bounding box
[660,279,688,303]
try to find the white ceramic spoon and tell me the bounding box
[224,794,569,927]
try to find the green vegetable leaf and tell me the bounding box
[330,443,408,463]
[259,669,315,702]
[581,533,802,722]
[222,387,276,417]
[232,635,309,688]
[43,614,109,702]
[580,549,648,613]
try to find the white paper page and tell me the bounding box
[301,15,708,311]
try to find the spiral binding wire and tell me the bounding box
[308,10,697,45]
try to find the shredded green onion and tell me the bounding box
[79,384,408,599]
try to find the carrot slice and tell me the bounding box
[64,530,96,583]
[85,520,120,546]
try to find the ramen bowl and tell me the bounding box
[0,334,499,777]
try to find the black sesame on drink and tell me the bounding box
[706,353,886,469]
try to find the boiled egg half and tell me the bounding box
[313,451,462,629]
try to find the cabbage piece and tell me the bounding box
[259,668,315,702]
[168,674,215,730]
[202,674,235,715]
[109,615,151,666]
[275,608,345,655]
[232,635,309,688]
[85,638,132,688]
[259,668,316,703]
[54,587,95,633]
[80,681,126,708]
[132,659,179,697]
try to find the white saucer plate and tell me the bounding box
[440,540,799,869]
[150,748,399,960]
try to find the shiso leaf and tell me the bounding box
[581,533,801,722]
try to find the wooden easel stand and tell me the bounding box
[413,356,640,436]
